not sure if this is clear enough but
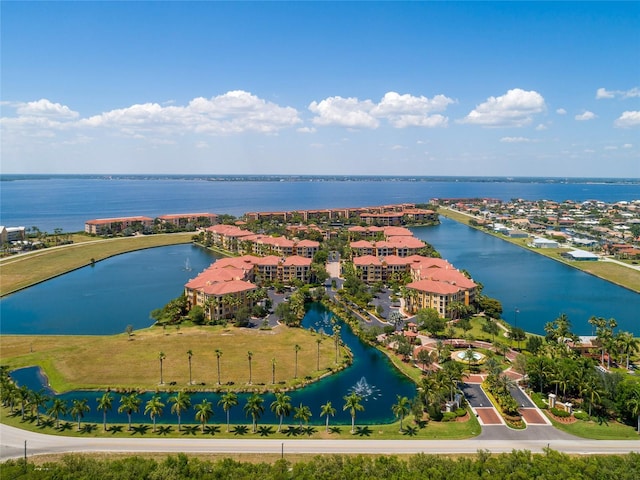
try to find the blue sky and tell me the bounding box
[1,1,639,177]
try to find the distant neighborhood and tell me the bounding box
[433,197,640,261]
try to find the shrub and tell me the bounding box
[455,408,467,417]
[550,407,571,418]
[574,411,590,421]
[441,412,457,422]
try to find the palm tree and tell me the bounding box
[247,351,253,384]
[118,392,141,431]
[29,390,49,426]
[343,392,364,434]
[168,390,192,431]
[144,394,165,433]
[215,349,223,385]
[463,348,476,373]
[580,377,603,418]
[218,391,238,432]
[271,357,277,384]
[187,350,194,385]
[194,399,213,433]
[391,395,411,431]
[316,338,322,370]
[70,398,90,431]
[96,392,113,432]
[16,385,30,420]
[270,392,292,433]
[293,402,312,429]
[626,386,640,434]
[158,351,166,385]
[333,325,342,364]
[616,331,639,370]
[320,401,336,433]
[294,344,301,378]
[46,398,67,429]
[244,392,265,433]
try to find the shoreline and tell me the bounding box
[436,207,640,294]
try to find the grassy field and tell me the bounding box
[545,414,640,440]
[0,324,346,393]
[0,402,480,440]
[0,233,194,296]
[438,208,640,293]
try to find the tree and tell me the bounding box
[96,392,113,432]
[118,392,141,431]
[580,376,603,417]
[391,395,411,431]
[218,391,238,433]
[16,386,30,421]
[125,324,134,339]
[187,350,194,385]
[616,331,639,370]
[333,325,342,364]
[29,390,49,426]
[169,390,192,432]
[70,398,90,431]
[46,398,67,429]
[463,348,476,373]
[416,348,433,373]
[247,351,253,384]
[316,338,322,370]
[270,392,292,433]
[293,402,312,429]
[589,316,617,367]
[625,386,640,434]
[294,344,301,378]
[194,399,213,433]
[320,401,336,433]
[215,349,223,385]
[144,394,165,432]
[416,308,445,336]
[271,357,277,384]
[343,392,364,434]
[158,351,166,385]
[244,393,265,433]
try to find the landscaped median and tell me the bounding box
[0,232,194,296]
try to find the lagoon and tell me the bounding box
[412,218,640,336]
[10,304,416,426]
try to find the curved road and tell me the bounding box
[1,424,638,462]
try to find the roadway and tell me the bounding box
[1,424,638,462]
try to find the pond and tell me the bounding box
[10,304,416,426]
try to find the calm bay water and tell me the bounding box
[1,176,639,232]
[412,219,640,336]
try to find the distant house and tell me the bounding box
[157,213,218,227]
[0,226,26,243]
[507,229,529,238]
[532,238,559,249]
[561,250,599,261]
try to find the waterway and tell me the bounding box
[9,304,416,426]
[412,218,640,336]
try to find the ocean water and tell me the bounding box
[1,175,639,232]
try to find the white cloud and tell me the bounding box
[309,96,378,128]
[308,91,453,129]
[604,145,618,150]
[390,144,407,150]
[615,111,640,128]
[596,87,640,99]
[15,99,79,118]
[623,143,633,148]
[500,136,533,143]
[459,88,546,127]
[296,126,316,133]
[79,90,302,135]
[556,108,567,115]
[535,123,548,131]
[575,111,597,121]
[596,88,616,99]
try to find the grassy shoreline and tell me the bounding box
[0,233,194,297]
[437,208,640,293]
